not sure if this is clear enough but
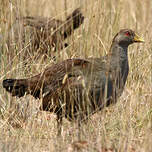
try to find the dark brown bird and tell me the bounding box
[20,8,84,51]
[3,29,144,135]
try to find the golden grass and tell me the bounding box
[0,0,152,151]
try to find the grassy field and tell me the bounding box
[0,0,152,151]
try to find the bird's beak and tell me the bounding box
[134,33,144,43]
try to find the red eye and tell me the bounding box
[125,31,130,36]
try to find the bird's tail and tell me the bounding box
[3,79,28,97]
[63,8,84,38]
[66,8,84,29]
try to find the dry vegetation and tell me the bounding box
[0,0,152,151]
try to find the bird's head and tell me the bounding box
[113,29,144,47]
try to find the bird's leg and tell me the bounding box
[77,115,89,140]
[78,119,81,140]
[57,114,62,136]
[77,116,86,140]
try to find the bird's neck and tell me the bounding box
[109,42,129,86]
[110,42,128,60]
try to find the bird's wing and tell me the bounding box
[27,58,90,96]
[27,57,109,100]
[20,16,63,30]
[41,57,109,96]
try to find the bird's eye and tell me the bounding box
[125,31,130,36]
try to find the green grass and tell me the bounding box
[0,0,152,151]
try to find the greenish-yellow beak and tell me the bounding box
[134,33,144,43]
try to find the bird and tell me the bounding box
[3,29,144,136]
[20,8,84,52]
[5,8,84,63]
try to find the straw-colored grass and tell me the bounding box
[0,0,152,151]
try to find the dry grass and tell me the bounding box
[0,0,152,151]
